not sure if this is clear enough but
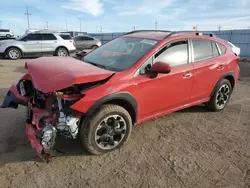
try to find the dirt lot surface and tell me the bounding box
[0,58,249,188]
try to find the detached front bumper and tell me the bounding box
[1,83,54,162]
[0,83,28,108]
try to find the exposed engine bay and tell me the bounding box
[15,78,105,162]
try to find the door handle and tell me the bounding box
[217,64,224,70]
[183,72,192,78]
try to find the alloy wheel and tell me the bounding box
[8,49,20,59]
[215,84,230,109]
[94,115,127,150]
[57,49,68,56]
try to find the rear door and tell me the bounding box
[22,33,42,54]
[190,38,223,101]
[41,33,58,55]
[81,36,95,49]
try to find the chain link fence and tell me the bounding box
[89,29,250,59]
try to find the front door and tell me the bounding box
[133,39,194,120]
[22,33,42,54]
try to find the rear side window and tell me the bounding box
[83,36,94,40]
[154,40,188,67]
[217,43,226,54]
[192,39,213,62]
[60,34,72,40]
[42,34,57,40]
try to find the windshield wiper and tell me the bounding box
[86,61,107,69]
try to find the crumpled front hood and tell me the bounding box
[25,57,115,93]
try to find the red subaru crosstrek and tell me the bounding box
[1,30,240,162]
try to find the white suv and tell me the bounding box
[0,32,76,60]
[0,29,14,38]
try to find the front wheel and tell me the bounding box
[206,79,232,111]
[55,47,69,56]
[7,47,21,60]
[80,104,132,155]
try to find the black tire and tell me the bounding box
[206,79,232,111]
[7,47,21,60]
[6,34,11,38]
[80,104,132,155]
[55,47,69,56]
[91,45,98,50]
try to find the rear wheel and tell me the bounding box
[55,47,69,56]
[206,79,232,111]
[7,47,21,60]
[6,34,11,38]
[91,45,98,50]
[80,104,132,155]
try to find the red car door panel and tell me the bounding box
[190,39,225,101]
[133,63,194,120]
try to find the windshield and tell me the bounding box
[16,34,28,41]
[82,37,159,71]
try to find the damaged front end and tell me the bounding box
[1,73,110,162]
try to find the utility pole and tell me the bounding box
[78,17,81,31]
[100,25,103,33]
[65,19,68,31]
[24,6,31,29]
[155,20,158,30]
[218,25,221,31]
[133,25,136,31]
[46,21,48,29]
[0,21,2,29]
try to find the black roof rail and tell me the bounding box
[165,31,216,38]
[126,30,172,35]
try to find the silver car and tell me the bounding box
[73,35,102,50]
[0,31,76,60]
[0,29,14,38]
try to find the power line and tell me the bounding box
[155,20,158,30]
[24,6,31,29]
[65,19,68,31]
[78,17,81,31]
[218,25,221,31]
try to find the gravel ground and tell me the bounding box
[0,58,249,188]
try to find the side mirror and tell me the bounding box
[148,61,171,78]
[151,61,171,73]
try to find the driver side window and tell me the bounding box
[154,40,188,67]
[139,40,189,75]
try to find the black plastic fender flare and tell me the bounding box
[210,72,235,97]
[86,92,138,123]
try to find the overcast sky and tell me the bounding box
[1,0,250,35]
